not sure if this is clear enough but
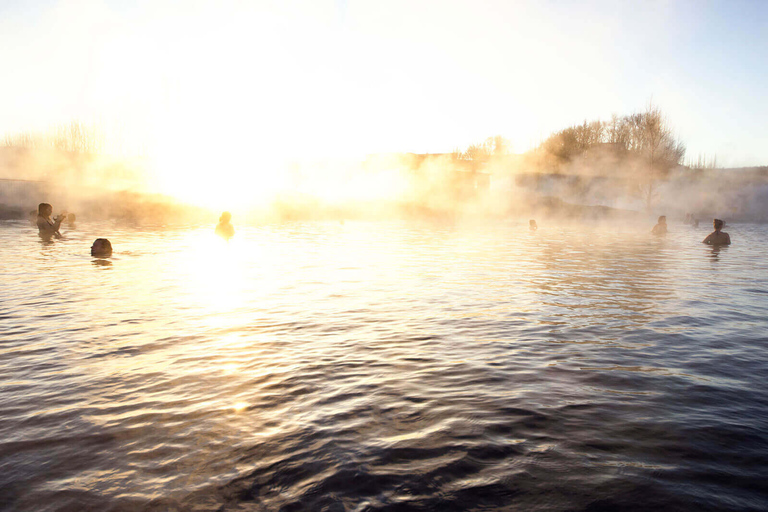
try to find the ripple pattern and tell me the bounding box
[1,220,768,511]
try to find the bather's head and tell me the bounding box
[38,203,52,217]
[91,238,113,258]
[67,213,76,223]
[529,219,537,230]
[657,215,666,224]
[713,219,724,231]
[219,211,231,224]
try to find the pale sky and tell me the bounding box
[1,0,766,167]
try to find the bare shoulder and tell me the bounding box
[703,231,730,245]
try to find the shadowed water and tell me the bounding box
[2,220,768,511]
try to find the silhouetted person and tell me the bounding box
[28,210,38,226]
[703,219,730,245]
[67,213,76,228]
[529,219,538,231]
[692,218,699,228]
[91,238,113,258]
[215,211,235,240]
[37,203,66,240]
[651,215,667,235]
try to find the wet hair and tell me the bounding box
[658,216,666,223]
[38,203,52,216]
[91,238,113,258]
[220,211,232,223]
[713,219,724,230]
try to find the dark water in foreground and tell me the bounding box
[2,220,768,511]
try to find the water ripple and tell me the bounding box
[2,220,768,511]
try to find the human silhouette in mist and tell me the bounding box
[703,219,730,245]
[36,203,66,240]
[651,215,667,235]
[529,219,538,231]
[215,211,235,240]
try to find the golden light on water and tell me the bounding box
[232,402,248,412]
[179,232,256,316]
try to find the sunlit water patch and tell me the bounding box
[2,220,768,511]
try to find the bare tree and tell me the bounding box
[488,135,510,156]
[533,103,685,210]
[3,120,105,154]
[458,135,511,162]
[464,143,492,162]
[689,153,718,170]
[536,121,605,167]
[632,103,686,211]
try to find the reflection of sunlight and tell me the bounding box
[216,332,252,350]
[179,231,254,321]
[220,363,240,375]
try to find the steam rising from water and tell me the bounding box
[0,136,766,225]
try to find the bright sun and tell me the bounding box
[149,145,288,212]
[147,125,410,213]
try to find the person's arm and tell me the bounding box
[52,212,67,231]
[725,233,731,245]
[702,233,713,244]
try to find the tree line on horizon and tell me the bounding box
[534,103,686,173]
[453,103,690,210]
[456,103,686,171]
[0,105,725,213]
[3,121,106,154]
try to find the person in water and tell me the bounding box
[651,215,667,235]
[67,213,76,228]
[36,203,66,239]
[91,238,113,258]
[529,219,538,231]
[703,219,731,245]
[215,211,235,240]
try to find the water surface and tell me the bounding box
[2,220,768,511]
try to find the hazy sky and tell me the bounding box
[1,0,766,166]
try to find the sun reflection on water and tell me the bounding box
[232,402,249,412]
[180,232,251,312]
